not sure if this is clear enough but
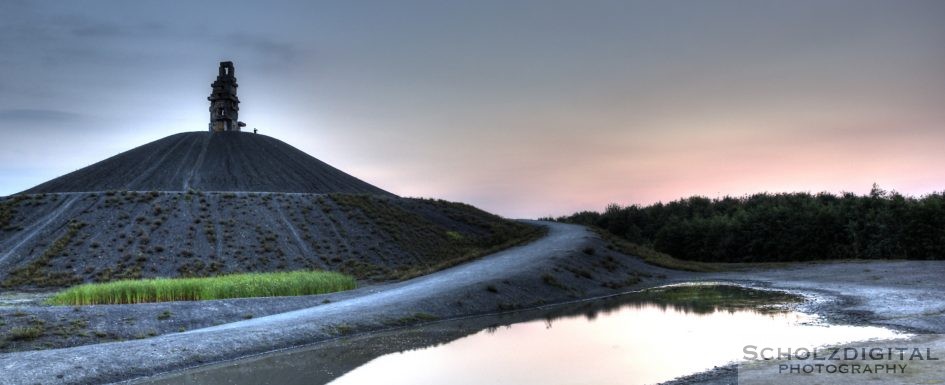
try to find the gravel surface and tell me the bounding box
[712,260,945,333]
[0,191,538,290]
[2,221,941,385]
[0,221,687,385]
[22,132,392,195]
[659,260,945,385]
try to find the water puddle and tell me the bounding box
[136,283,904,385]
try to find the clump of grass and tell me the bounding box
[385,312,438,327]
[9,325,44,341]
[47,270,357,306]
[541,273,567,290]
[334,323,353,335]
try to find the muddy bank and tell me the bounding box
[132,289,740,385]
[661,260,945,385]
[132,284,809,385]
[715,260,945,334]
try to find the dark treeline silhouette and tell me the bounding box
[555,185,945,262]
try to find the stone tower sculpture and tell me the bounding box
[208,61,246,132]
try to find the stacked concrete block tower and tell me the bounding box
[208,61,246,132]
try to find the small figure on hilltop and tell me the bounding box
[254,128,258,134]
[208,61,246,132]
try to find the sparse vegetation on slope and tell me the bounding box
[596,229,721,272]
[2,220,86,288]
[3,131,543,290]
[47,270,356,305]
[329,194,546,279]
[0,192,541,289]
[0,196,25,231]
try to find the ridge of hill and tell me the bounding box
[22,132,392,195]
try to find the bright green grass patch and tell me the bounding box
[47,270,357,306]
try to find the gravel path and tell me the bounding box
[187,220,586,335]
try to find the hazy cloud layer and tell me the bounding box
[0,109,85,122]
[1,1,943,217]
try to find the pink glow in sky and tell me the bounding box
[1,1,943,218]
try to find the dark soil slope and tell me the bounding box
[22,132,391,195]
[0,192,541,289]
[3,131,542,291]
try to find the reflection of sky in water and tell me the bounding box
[328,304,902,385]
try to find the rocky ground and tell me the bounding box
[662,260,945,385]
[0,222,942,384]
[0,221,693,384]
[0,191,541,288]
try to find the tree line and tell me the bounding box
[554,186,945,262]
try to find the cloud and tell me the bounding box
[69,23,161,38]
[0,109,85,122]
[218,33,302,64]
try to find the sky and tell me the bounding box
[1,1,943,218]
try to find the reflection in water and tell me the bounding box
[137,284,902,385]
